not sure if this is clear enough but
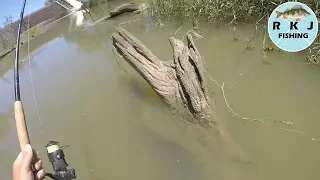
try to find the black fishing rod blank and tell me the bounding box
[14,0,28,101]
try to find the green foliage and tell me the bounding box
[83,0,107,8]
[44,0,55,6]
[0,19,42,56]
[0,15,15,52]
[21,25,42,40]
[149,0,320,63]
[149,0,320,25]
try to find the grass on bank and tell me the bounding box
[83,0,108,8]
[0,25,43,59]
[149,0,320,25]
[148,0,320,64]
[21,25,42,40]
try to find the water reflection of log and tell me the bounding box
[111,27,257,179]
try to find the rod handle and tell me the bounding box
[14,101,30,152]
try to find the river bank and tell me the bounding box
[0,9,86,61]
[148,0,320,25]
[0,25,43,59]
[0,19,55,60]
[147,0,320,65]
[0,0,130,62]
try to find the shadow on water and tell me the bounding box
[135,96,260,180]
[117,75,162,107]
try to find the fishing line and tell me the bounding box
[27,2,43,134]
[203,58,319,142]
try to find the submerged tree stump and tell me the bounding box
[112,27,215,127]
[111,28,257,172]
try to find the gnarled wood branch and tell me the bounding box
[111,28,258,172]
[112,27,212,126]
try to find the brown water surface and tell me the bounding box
[1,1,320,179]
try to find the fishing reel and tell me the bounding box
[45,141,77,180]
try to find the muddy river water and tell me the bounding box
[1,1,320,179]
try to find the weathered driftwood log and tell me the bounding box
[112,27,214,126]
[108,2,147,19]
[111,28,257,170]
[90,3,147,26]
[111,28,258,173]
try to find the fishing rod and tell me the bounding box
[13,0,76,179]
[14,0,29,154]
